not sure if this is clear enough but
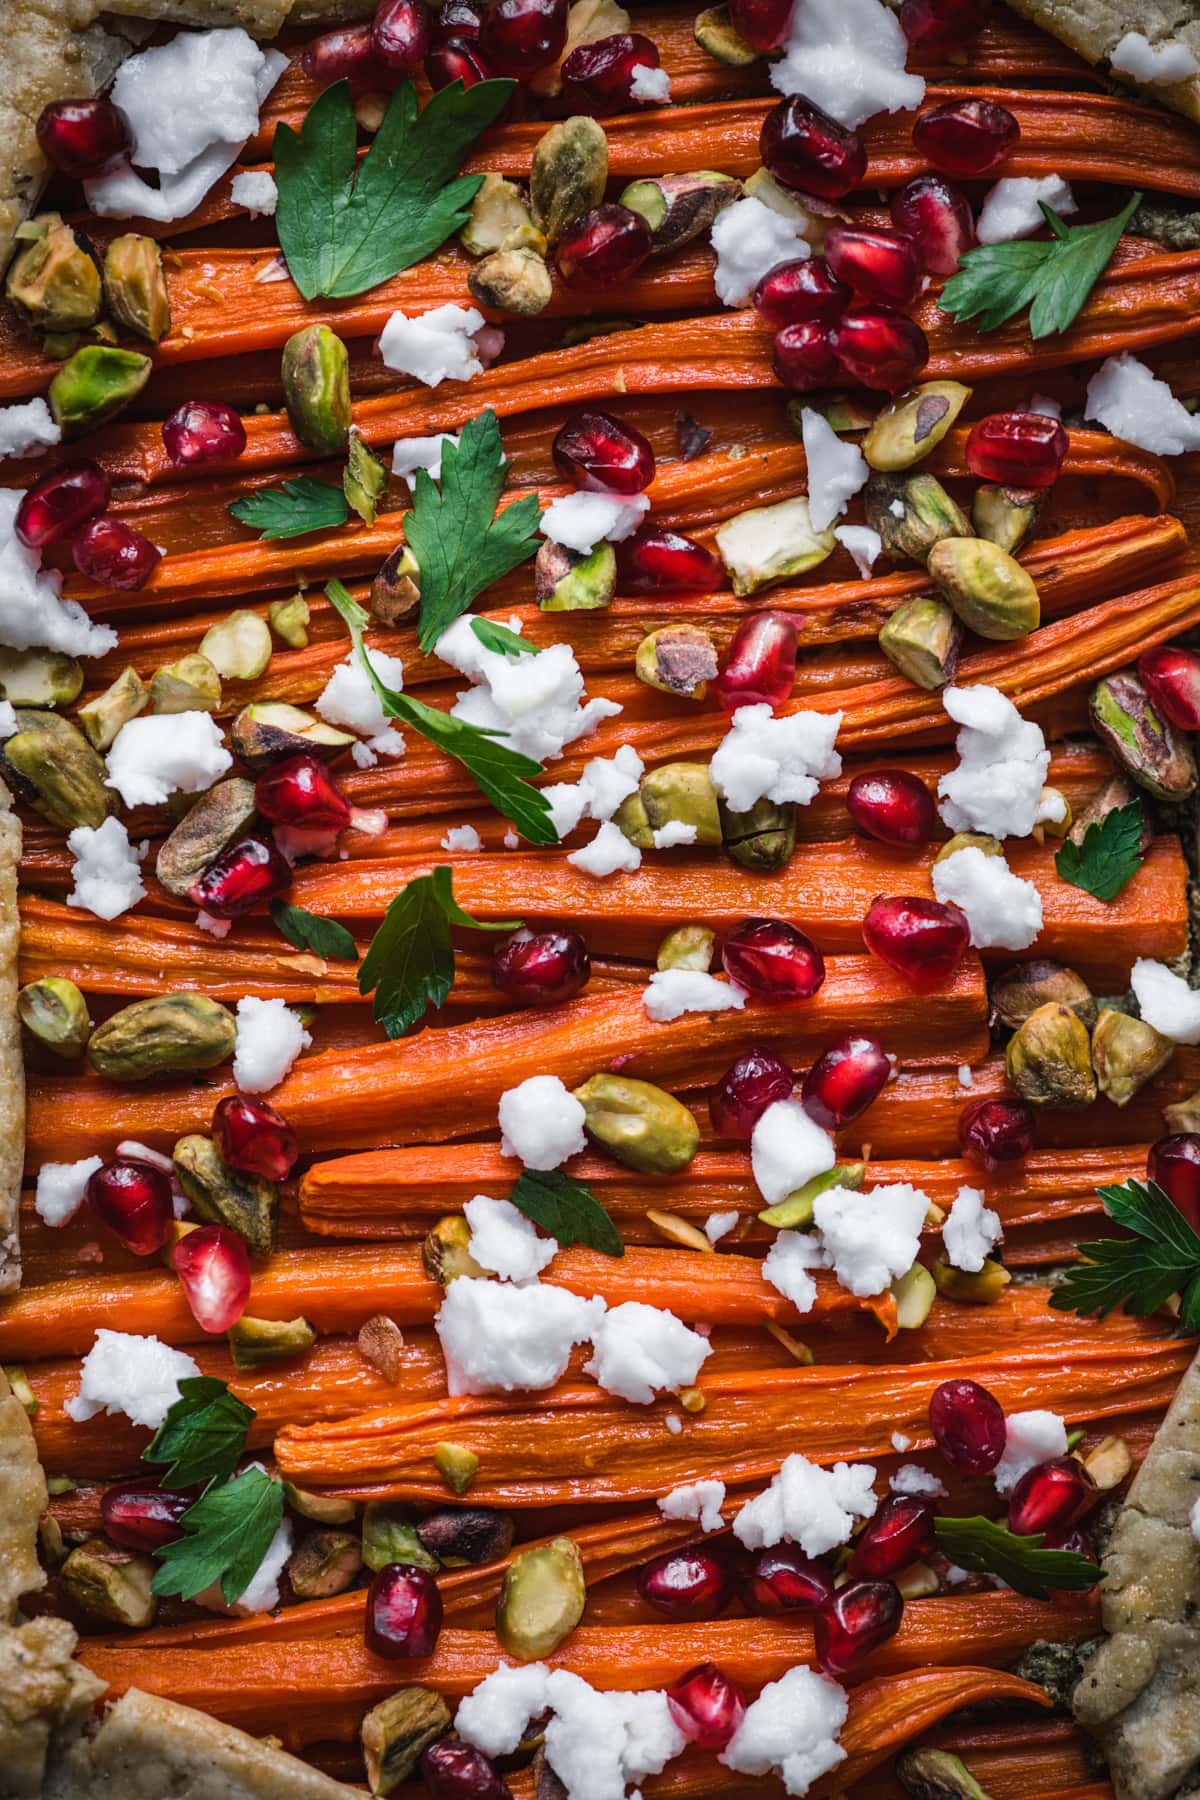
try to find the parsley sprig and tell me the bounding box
[152,1465,286,1605]
[509,1168,624,1258]
[143,1377,253,1489]
[1050,1177,1200,1330]
[229,475,348,540]
[1055,800,1145,902]
[934,1515,1101,1600]
[940,193,1141,339]
[270,899,359,963]
[359,864,518,1037]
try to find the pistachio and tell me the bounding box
[435,1441,480,1495]
[417,1507,516,1568]
[635,625,717,698]
[102,234,171,343]
[283,1481,357,1525]
[4,1365,37,1415]
[49,344,152,436]
[743,167,824,231]
[863,381,971,472]
[18,977,91,1058]
[362,1688,452,1796]
[693,3,759,63]
[1068,770,1153,854]
[231,701,355,770]
[149,652,222,714]
[877,597,962,691]
[461,174,535,256]
[758,1163,865,1230]
[646,1208,713,1252]
[501,223,549,254]
[1092,1006,1174,1107]
[268,594,311,649]
[613,788,654,849]
[2,709,114,829]
[864,471,971,566]
[656,925,716,972]
[469,247,553,316]
[531,0,630,94]
[0,648,82,708]
[200,611,273,682]
[358,1314,407,1383]
[1090,670,1198,801]
[4,214,101,332]
[345,429,389,525]
[370,546,421,626]
[227,1314,315,1367]
[1082,1434,1132,1491]
[719,794,797,871]
[76,666,149,751]
[287,1530,363,1600]
[765,1320,815,1363]
[897,1747,990,1800]
[897,1560,940,1600]
[972,483,1045,555]
[422,1214,487,1285]
[573,1072,700,1173]
[156,778,258,899]
[281,324,352,456]
[1032,786,1071,842]
[619,172,741,255]
[932,1257,1012,1304]
[172,1132,277,1256]
[60,1539,156,1628]
[715,494,835,595]
[935,832,1002,863]
[1164,1090,1200,1135]
[1005,1001,1096,1109]
[892,1261,937,1330]
[989,960,1096,1034]
[535,539,616,611]
[363,1501,440,1574]
[927,537,1040,641]
[806,395,877,435]
[496,1536,586,1661]
[39,1513,66,1567]
[530,116,608,246]
[639,761,722,845]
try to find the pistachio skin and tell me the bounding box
[231,702,355,770]
[226,1313,315,1367]
[103,234,171,342]
[371,547,421,625]
[878,597,962,690]
[281,324,352,456]
[574,1072,701,1173]
[363,1502,441,1574]
[417,1507,515,1567]
[927,536,1040,640]
[287,1531,364,1600]
[422,1214,487,1285]
[5,214,100,331]
[1089,671,1198,801]
[530,116,609,245]
[863,380,971,472]
[989,960,1096,1034]
[18,977,91,1058]
[173,1133,278,1258]
[719,794,797,871]
[535,539,616,610]
[864,471,971,566]
[613,787,654,849]
[48,345,152,436]
[972,482,1045,555]
[496,1536,586,1661]
[362,1687,453,1794]
[2,709,115,830]
[59,1538,156,1627]
[155,778,259,899]
[1005,1001,1097,1110]
[896,1747,990,1800]
[635,625,717,697]
[619,171,741,254]
[1091,1007,1174,1108]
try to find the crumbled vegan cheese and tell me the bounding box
[378,303,488,386]
[391,432,460,488]
[710,196,811,308]
[436,1277,604,1394]
[890,1430,912,1452]
[499,1074,588,1169]
[442,824,483,852]
[891,1463,948,1499]
[931,845,1043,951]
[545,744,644,835]
[710,702,842,813]
[658,1478,726,1532]
[197,1510,294,1615]
[957,1064,973,1089]
[585,1300,712,1404]
[540,491,650,554]
[750,1101,835,1207]
[976,175,1076,245]
[993,1408,1067,1495]
[629,61,672,103]
[568,820,643,877]
[1085,353,1200,456]
[316,644,407,764]
[1111,31,1200,84]
[66,817,147,921]
[733,1452,878,1554]
[721,1664,848,1797]
[105,711,232,808]
[229,168,277,216]
[1029,393,1063,421]
[1131,958,1200,1043]
[66,1330,201,1429]
[232,996,311,1094]
[464,1193,557,1283]
[942,1183,1003,1273]
[834,524,882,578]
[800,408,868,532]
[0,398,60,460]
[811,1181,928,1296]
[0,702,15,739]
[651,820,698,849]
[35,1156,102,1227]
[437,616,622,765]
[642,969,747,1022]
[705,1209,739,1244]
[456,1662,557,1758]
[936,684,1053,840]
[0,490,117,659]
[770,0,924,129]
[761,1229,827,1314]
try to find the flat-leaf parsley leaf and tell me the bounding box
[358,863,518,1037]
[509,1168,624,1257]
[1055,799,1145,902]
[229,475,349,540]
[270,899,359,963]
[1050,1177,1200,1331]
[940,193,1140,339]
[152,1465,285,1604]
[142,1376,253,1489]
[934,1515,1101,1600]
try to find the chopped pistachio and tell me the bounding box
[1082,1434,1132,1491]
[530,116,608,246]
[935,832,1002,863]
[281,324,352,455]
[283,1481,357,1526]
[0,648,82,708]
[535,539,616,611]
[268,594,311,649]
[989,960,1096,1034]
[927,537,1040,641]
[931,1257,1012,1304]
[892,1262,937,1330]
[2,708,115,830]
[4,1365,37,1415]
[897,1748,990,1800]
[231,701,355,771]
[693,3,759,63]
[640,761,722,845]
[422,1214,487,1286]
[362,1687,452,1796]
[76,666,149,751]
[715,494,835,595]
[656,925,715,972]
[619,172,741,255]
[60,1539,156,1627]
[634,624,717,698]
[363,1501,440,1574]
[574,1072,700,1173]
[173,1132,277,1256]
[39,1514,66,1568]
[460,174,535,257]
[103,234,171,342]
[864,470,971,566]
[155,778,258,899]
[370,546,421,625]
[435,1441,480,1495]
[287,1530,363,1600]
[719,794,797,872]
[878,597,962,690]
[49,344,152,436]
[759,1163,865,1229]
[149,652,222,714]
[765,1319,816,1363]
[18,977,91,1059]
[1006,1002,1096,1109]
[1090,671,1198,801]
[200,611,273,682]
[5,214,101,332]
[896,1560,940,1600]
[972,483,1045,555]
[863,381,972,472]
[496,1537,586,1661]
[344,429,389,525]
[1163,1089,1200,1135]
[416,1507,515,1567]
[1068,770,1152,853]
[613,787,653,849]
[1091,1006,1174,1107]
[227,1314,315,1368]
[1032,786,1071,842]
[468,247,553,316]
[645,1209,713,1252]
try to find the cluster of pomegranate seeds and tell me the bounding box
[213,1094,299,1181]
[101,1483,192,1552]
[366,1563,444,1657]
[801,1033,890,1128]
[666,1662,747,1750]
[711,1046,795,1138]
[912,98,1020,177]
[729,0,793,49]
[900,0,989,51]
[373,0,433,69]
[930,1377,1007,1473]
[552,410,656,494]
[846,770,935,849]
[957,1096,1035,1170]
[712,613,798,712]
[15,462,110,548]
[191,836,292,919]
[172,1226,253,1333]
[1148,1133,1200,1228]
[491,927,591,1006]
[890,175,976,276]
[772,321,840,392]
[829,310,930,395]
[862,895,969,991]
[421,1738,509,1800]
[745,1543,833,1613]
[561,33,663,113]
[1008,1455,1096,1540]
[480,0,566,75]
[255,754,352,832]
[556,204,653,287]
[616,527,724,594]
[300,22,392,90]
[1139,645,1200,731]
[849,1493,936,1578]
[966,412,1068,488]
[814,1578,904,1675]
[162,400,248,471]
[86,1157,173,1256]
[72,517,161,591]
[636,1545,733,1618]
[723,918,826,1002]
[36,98,131,178]
[760,95,867,199]
[824,225,922,310]
[754,258,850,329]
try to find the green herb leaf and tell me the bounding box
[152,1465,286,1604]
[933,1515,1102,1600]
[471,616,540,657]
[358,863,518,1037]
[344,430,388,526]
[324,578,558,845]
[940,193,1141,339]
[229,475,349,540]
[274,78,514,302]
[270,899,359,963]
[509,1168,625,1258]
[142,1377,254,1490]
[1050,1177,1200,1330]
[1054,800,1145,902]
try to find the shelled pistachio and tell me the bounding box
[972,483,1045,554]
[2,709,114,829]
[0,648,82,708]
[640,761,722,845]
[1090,671,1198,800]
[878,597,962,690]
[231,702,355,770]
[283,1481,356,1525]
[927,537,1040,640]
[461,174,534,256]
[635,625,717,697]
[60,1539,156,1627]
[535,540,616,611]
[718,794,796,871]
[863,381,971,472]
[693,4,758,63]
[103,234,171,342]
[619,172,740,254]
[715,494,835,595]
[530,117,608,245]
[422,1215,487,1285]
[892,1262,937,1330]
[1091,1007,1174,1107]
[200,611,273,682]
[657,925,716,972]
[282,324,352,455]
[173,1133,277,1256]
[5,214,100,332]
[49,344,152,435]
[268,594,311,648]
[435,1441,480,1495]
[76,666,148,750]
[362,1687,452,1796]
[574,1072,700,1173]
[89,995,236,1080]
[469,246,553,315]
[759,1163,865,1230]
[896,1748,990,1800]
[345,430,389,525]
[932,1258,1012,1304]
[1005,1002,1096,1109]
[496,1537,586,1660]
[156,779,258,899]
[18,977,91,1058]
[417,1507,515,1567]
[287,1530,363,1599]
[149,652,222,714]
[989,961,1096,1033]
[864,471,970,566]
[227,1314,315,1368]
[363,1501,440,1574]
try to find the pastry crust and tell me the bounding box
[1006,0,1200,126]
[0,780,22,1297]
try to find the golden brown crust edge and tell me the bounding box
[0,777,23,1298]
[1005,0,1200,125]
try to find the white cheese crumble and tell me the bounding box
[568,821,643,878]
[665,1412,682,1434]
[196,1509,293,1615]
[464,1193,557,1283]
[436,615,621,765]
[942,1183,1002,1273]
[936,683,1053,840]
[890,1430,912,1452]
[651,820,698,849]
[105,712,232,808]
[834,524,882,578]
[442,824,483,852]
[0,398,60,460]
[540,491,650,554]
[316,644,407,764]
[498,1074,587,1169]
[642,969,747,1023]
[709,195,811,308]
[544,744,644,837]
[391,432,460,489]
[585,1300,712,1404]
[891,1463,948,1499]
[751,1101,835,1207]
[770,0,925,129]
[1131,958,1200,1043]
[0,490,117,659]
[710,702,842,813]
[931,845,1043,951]
[0,701,15,739]
[733,1452,878,1555]
[1029,393,1063,420]
[1111,31,1200,84]
[378,303,488,386]
[35,1156,102,1227]
[721,1664,848,1797]
[629,61,672,103]
[811,1181,928,1296]
[66,817,146,921]
[993,1408,1067,1495]
[975,175,1076,245]
[232,995,310,1094]
[1085,353,1200,456]
[761,1229,827,1314]
[705,1209,739,1244]
[66,1329,201,1429]
[658,1478,726,1533]
[229,168,277,216]
[1191,1494,1200,1544]
[801,408,868,533]
[436,1277,604,1394]
[957,1064,974,1089]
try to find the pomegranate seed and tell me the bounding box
[255,754,351,832]
[426,37,492,84]
[728,0,793,50]
[760,95,867,200]
[966,412,1067,490]
[552,410,656,495]
[1056,1526,1097,1561]
[724,918,826,1002]
[929,1376,1006,1474]
[36,98,131,178]
[434,0,484,42]
[801,1033,890,1129]
[637,1546,733,1620]
[373,0,432,68]
[754,257,850,328]
[862,895,969,991]
[491,927,590,1006]
[172,1226,252,1333]
[1148,1133,1200,1230]
[366,1563,443,1657]
[890,174,976,276]
[814,1579,903,1676]
[773,320,840,391]
[912,99,1020,178]
[711,1047,795,1139]
[825,225,922,309]
[1008,1455,1096,1541]
[421,1739,508,1800]
[666,1662,747,1751]
[713,613,798,713]
[71,516,160,591]
[480,0,566,75]
[162,401,247,471]
[830,309,929,394]
[86,1158,173,1256]
[213,1095,299,1182]
[849,1494,936,1578]
[561,33,662,113]
[900,0,989,51]
[1139,646,1200,732]
[746,1544,834,1614]
[616,526,724,594]
[556,203,652,288]
[300,22,392,90]
[15,462,109,549]
[101,1483,191,1552]
[846,770,935,849]
[957,1096,1034,1170]
[191,836,292,919]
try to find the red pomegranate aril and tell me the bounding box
[760,95,867,200]
[930,1376,1007,1474]
[772,320,839,391]
[711,1047,795,1139]
[746,1543,834,1614]
[1008,1455,1096,1541]
[814,1579,903,1676]
[724,918,826,1002]
[900,0,989,51]
[713,613,798,713]
[552,409,656,494]
[966,412,1067,490]
[890,173,975,276]
[36,98,131,178]
[846,769,935,849]
[300,22,392,89]
[616,526,723,594]
[213,1094,299,1182]
[754,257,850,329]
[71,516,160,591]
[162,400,247,470]
[561,33,661,113]
[101,1483,192,1552]
[426,36,492,84]
[421,1738,508,1800]
[912,98,1020,178]
[480,0,566,75]
[191,836,292,919]
[729,0,793,50]
[801,1033,890,1129]
[255,754,351,832]
[366,1563,444,1657]
[825,225,922,309]
[434,0,484,41]
[1139,645,1200,732]
[556,203,652,287]
[957,1096,1035,1170]
[492,927,590,1006]
[666,1662,747,1751]
[637,1546,733,1619]
[830,309,929,394]
[862,895,969,991]
[373,0,433,68]
[1148,1133,1200,1230]
[172,1226,252,1334]
[15,462,110,548]
[86,1158,173,1257]
[849,1494,936,1578]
